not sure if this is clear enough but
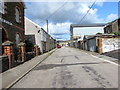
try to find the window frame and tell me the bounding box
[15,6,21,23]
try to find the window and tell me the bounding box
[15,7,22,23]
[2,28,8,43]
[15,8,20,23]
[16,33,20,45]
[0,0,4,14]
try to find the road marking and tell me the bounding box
[91,55,119,66]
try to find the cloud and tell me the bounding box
[42,22,70,40]
[105,14,118,22]
[25,2,104,24]
[95,0,106,6]
[24,1,112,40]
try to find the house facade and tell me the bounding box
[104,18,120,34]
[0,1,25,70]
[1,1,25,45]
[25,17,43,53]
[25,17,56,54]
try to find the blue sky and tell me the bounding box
[73,2,118,39]
[94,2,118,20]
[24,1,118,41]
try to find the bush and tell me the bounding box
[96,33,102,35]
[110,32,120,36]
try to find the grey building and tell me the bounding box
[104,18,120,34]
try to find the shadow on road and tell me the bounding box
[33,62,108,71]
[102,49,120,60]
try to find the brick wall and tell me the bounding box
[2,2,25,43]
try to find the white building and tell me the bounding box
[25,17,56,54]
[25,17,47,53]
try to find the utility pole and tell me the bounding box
[46,20,48,33]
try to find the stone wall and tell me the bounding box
[102,38,120,53]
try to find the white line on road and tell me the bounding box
[91,55,119,66]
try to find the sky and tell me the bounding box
[24,0,118,41]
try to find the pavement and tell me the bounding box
[10,47,118,89]
[1,48,56,89]
[102,49,120,60]
[75,47,119,64]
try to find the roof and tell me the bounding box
[106,18,120,26]
[70,23,106,28]
[57,40,70,42]
[84,35,96,40]
[83,34,117,40]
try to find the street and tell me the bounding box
[11,47,118,88]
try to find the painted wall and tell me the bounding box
[46,34,50,52]
[25,17,43,53]
[102,38,120,53]
[25,17,56,53]
[41,30,46,42]
[73,27,104,40]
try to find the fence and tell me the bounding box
[0,56,9,72]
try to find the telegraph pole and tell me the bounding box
[46,20,48,33]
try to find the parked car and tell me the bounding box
[57,45,61,48]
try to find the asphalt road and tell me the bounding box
[11,47,118,88]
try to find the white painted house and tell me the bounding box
[25,17,46,53]
[25,17,56,54]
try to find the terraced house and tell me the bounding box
[25,17,56,54]
[0,0,25,71]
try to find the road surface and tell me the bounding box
[11,47,118,88]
